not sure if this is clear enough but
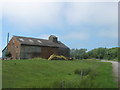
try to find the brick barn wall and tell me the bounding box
[7,37,21,59]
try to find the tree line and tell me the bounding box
[70,47,118,60]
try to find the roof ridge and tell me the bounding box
[14,35,49,41]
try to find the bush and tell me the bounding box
[52,80,66,88]
[74,68,91,76]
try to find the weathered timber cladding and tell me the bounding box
[41,47,58,59]
[58,47,70,58]
[20,45,41,59]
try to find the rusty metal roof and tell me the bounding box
[14,36,69,48]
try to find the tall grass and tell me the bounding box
[2,59,117,88]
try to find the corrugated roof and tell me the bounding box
[14,36,69,48]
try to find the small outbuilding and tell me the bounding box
[2,35,70,59]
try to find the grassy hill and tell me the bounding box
[2,58,117,88]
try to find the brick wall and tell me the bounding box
[7,37,21,59]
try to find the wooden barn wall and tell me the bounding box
[41,47,58,59]
[20,45,41,59]
[20,45,58,59]
[7,37,21,59]
[58,47,70,58]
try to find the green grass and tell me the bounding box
[2,58,117,88]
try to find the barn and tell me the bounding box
[2,35,70,59]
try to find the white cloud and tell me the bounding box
[3,2,117,31]
[3,2,117,27]
[61,32,90,40]
[37,34,50,39]
[96,40,118,47]
[3,2,63,29]
[64,2,118,26]
[37,32,90,41]
[98,29,118,38]
[2,2,118,46]
[2,0,119,3]
[63,2,118,40]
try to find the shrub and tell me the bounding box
[74,68,91,76]
[52,80,66,88]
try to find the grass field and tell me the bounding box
[2,58,117,88]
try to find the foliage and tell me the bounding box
[70,48,87,59]
[70,47,118,61]
[2,59,117,88]
[74,68,91,76]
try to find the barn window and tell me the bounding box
[19,38,24,42]
[29,39,34,43]
[37,40,42,43]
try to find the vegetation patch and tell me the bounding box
[2,59,117,88]
[70,47,118,61]
[74,68,91,76]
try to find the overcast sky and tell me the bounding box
[1,0,118,57]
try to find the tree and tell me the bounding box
[70,48,87,59]
[70,47,118,60]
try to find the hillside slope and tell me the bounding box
[2,59,117,88]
